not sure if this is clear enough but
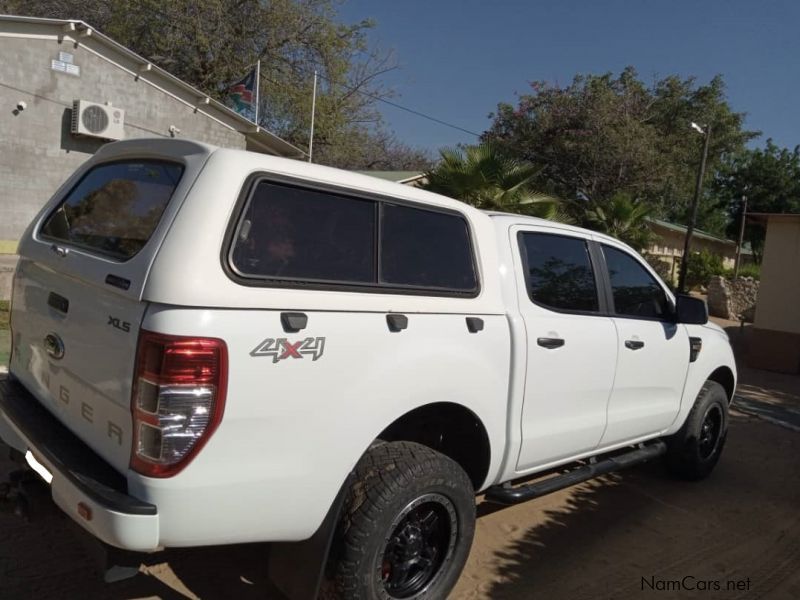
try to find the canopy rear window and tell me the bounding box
[40,160,184,260]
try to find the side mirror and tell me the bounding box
[675,294,708,325]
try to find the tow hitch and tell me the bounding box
[0,467,56,521]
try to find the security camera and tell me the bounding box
[169,125,181,136]
[16,100,26,111]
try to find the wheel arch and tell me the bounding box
[377,401,492,491]
[707,365,736,402]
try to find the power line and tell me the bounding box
[265,64,483,139]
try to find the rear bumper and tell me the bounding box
[0,378,160,551]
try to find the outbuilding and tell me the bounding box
[747,213,800,374]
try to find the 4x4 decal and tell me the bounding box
[250,337,326,363]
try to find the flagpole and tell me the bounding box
[308,70,317,163]
[254,60,260,125]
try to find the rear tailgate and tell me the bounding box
[9,139,212,473]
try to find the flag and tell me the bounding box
[227,66,258,121]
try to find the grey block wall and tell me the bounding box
[0,34,246,241]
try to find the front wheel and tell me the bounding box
[666,380,729,480]
[326,441,476,599]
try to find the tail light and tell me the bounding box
[131,331,228,477]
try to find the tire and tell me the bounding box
[326,441,476,600]
[666,380,729,480]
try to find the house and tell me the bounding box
[0,14,304,252]
[645,218,749,283]
[746,213,800,374]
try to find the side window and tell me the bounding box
[230,181,376,283]
[602,245,670,319]
[519,232,599,312]
[381,203,477,291]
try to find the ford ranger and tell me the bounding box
[0,138,736,599]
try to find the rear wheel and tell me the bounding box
[326,441,475,599]
[666,380,729,480]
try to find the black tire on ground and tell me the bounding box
[666,380,729,480]
[326,441,476,600]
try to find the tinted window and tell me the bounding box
[603,245,670,319]
[380,204,476,291]
[40,161,183,260]
[520,233,599,312]
[231,181,375,283]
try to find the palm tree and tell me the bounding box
[583,192,654,250]
[422,144,569,221]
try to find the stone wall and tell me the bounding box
[707,276,759,321]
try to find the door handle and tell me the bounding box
[386,314,408,332]
[625,339,645,350]
[537,337,565,349]
[280,312,308,333]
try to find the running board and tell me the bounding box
[485,441,667,505]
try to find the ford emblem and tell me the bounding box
[44,333,65,360]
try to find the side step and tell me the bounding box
[485,441,667,505]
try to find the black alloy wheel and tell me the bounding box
[379,493,458,598]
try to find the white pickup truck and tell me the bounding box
[0,139,736,600]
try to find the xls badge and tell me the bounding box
[250,337,326,363]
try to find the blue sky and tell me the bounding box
[339,0,800,155]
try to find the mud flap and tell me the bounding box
[268,473,353,600]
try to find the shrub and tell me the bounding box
[685,250,725,290]
[727,262,761,280]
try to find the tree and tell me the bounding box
[1,0,424,169]
[421,144,566,220]
[483,68,758,234]
[583,192,654,250]
[713,140,800,261]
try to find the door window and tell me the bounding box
[602,245,671,319]
[519,232,599,312]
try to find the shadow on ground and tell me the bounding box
[454,410,800,599]
[1,391,799,598]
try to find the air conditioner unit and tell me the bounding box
[71,100,125,141]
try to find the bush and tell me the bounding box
[685,250,725,290]
[726,262,760,280]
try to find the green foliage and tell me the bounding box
[726,262,761,280]
[582,192,654,249]
[685,249,725,290]
[483,68,757,234]
[713,140,800,262]
[0,0,429,169]
[422,144,569,221]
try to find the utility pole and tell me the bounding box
[734,194,748,278]
[254,60,261,125]
[677,123,712,293]
[308,70,318,163]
